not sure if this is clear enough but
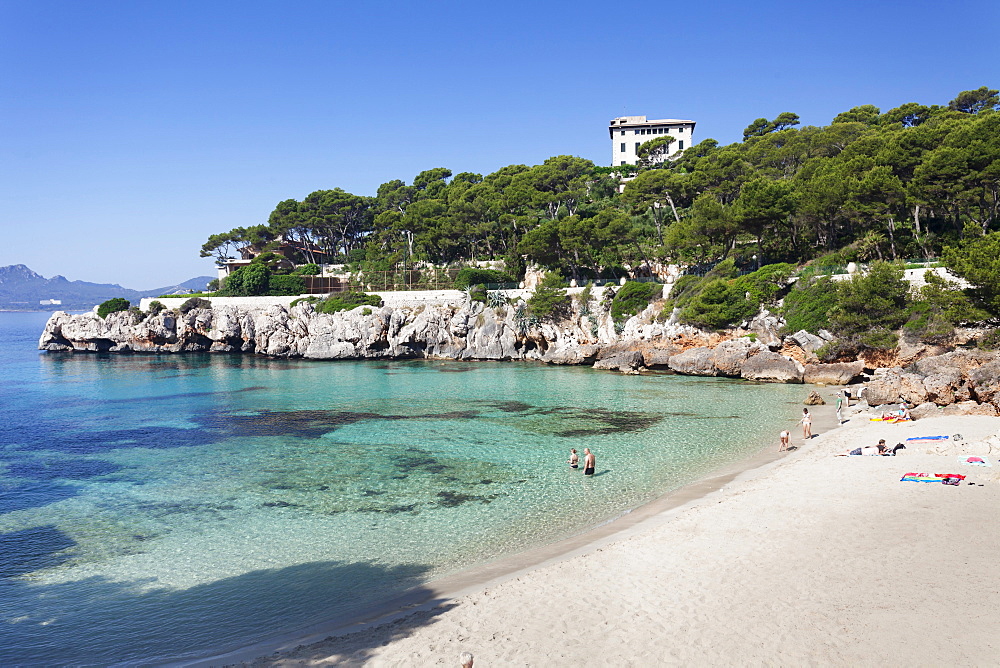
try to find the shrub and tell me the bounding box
[679,279,754,330]
[977,328,1000,351]
[267,274,307,296]
[464,284,487,303]
[316,291,383,314]
[904,270,990,343]
[292,263,321,275]
[527,271,571,320]
[179,297,212,314]
[223,264,270,296]
[97,297,130,319]
[736,263,794,305]
[361,307,373,316]
[674,262,794,331]
[453,267,515,290]
[146,300,166,317]
[610,281,661,322]
[290,296,321,308]
[782,276,840,334]
[576,283,593,316]
[206,278,220,291]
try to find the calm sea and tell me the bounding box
[0,311,805,665]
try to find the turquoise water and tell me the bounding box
[0,311,805,665]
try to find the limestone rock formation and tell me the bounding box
[37,301,1000,414]
[864,368,903,405]
[667,347,718,376]
[788,329,827,354]
[740,351,804,383]
[803,361,864,386]
[711,337,765,377]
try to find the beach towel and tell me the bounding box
[901,473,966,484]
[906,435,949,442]
[870,416,911,423]
[958,456,992,467]
[901,473,940,482]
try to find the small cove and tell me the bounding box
[1,312,807,665]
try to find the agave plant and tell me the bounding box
[487,290,505,310]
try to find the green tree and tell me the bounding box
[635,135,677,166]
[828,261,910,351]
[942,231,1000,312]
[948,86,999,114]
[527,270,570,320]
[97,297,130,319]
[905,271,990,343]
[832,105,881,125]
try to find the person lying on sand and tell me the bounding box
[838,440,887,456]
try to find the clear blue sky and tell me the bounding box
[1,0,997,289]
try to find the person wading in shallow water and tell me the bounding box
[583,448,596,476]
[568,448,579,469]
[800,408,813,439]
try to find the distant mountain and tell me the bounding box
[0,265,214,311]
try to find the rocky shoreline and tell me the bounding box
[37,300,1000,415]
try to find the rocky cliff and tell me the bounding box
[37,301,1000,409]
[38,300,814,378]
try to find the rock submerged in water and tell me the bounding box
[804,390,825,405]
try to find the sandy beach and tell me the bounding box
[232,395,1000,667]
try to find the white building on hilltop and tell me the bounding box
[609,115,696,166]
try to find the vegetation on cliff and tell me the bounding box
[192,86,1000,352]
[202,87,999,282]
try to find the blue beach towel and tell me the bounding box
[906,435,949,442]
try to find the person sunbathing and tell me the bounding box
[882,404,912,421]
[838,440,887,456]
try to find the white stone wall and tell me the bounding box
[139,290,471,312]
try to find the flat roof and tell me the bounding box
[609,117,695,127]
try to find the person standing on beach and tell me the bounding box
[800,408,812,439]
[583,448,595,476]
[779,430,790,452]
[568,448,579,469]
[836,394,844,424]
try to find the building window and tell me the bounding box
[621,161,626,165]
[679,140,684,150]
[620,130,624,136]
[635,142,641,152]
[620,143,626,152]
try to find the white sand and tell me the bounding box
[243,402,1000,667]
